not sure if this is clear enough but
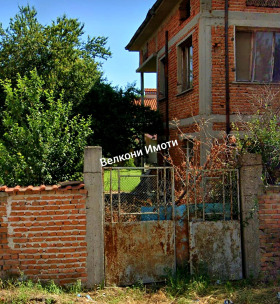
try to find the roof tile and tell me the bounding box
[0,183,85,195]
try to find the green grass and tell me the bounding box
[103,169,142,192]
[0,276,279,304]
[0,277,83,304]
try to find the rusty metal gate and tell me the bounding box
[186,169,243,280]
[103,167,176,286]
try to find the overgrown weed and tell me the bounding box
[165,266,210,297]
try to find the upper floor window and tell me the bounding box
[236,30,280,83]
[246,0,280,7]
[142,43,148,62]
[177,36,193,93]
[179,0,191,21]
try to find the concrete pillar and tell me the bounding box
[83,146,104,287]
[239,153,263,278]
[200,0,212,11]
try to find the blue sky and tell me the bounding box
[0,0,157,89]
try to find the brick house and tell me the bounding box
[126,0,280,164]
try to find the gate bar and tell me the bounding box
[110,168,113,223]
[118,169,121,221]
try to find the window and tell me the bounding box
[178,37,193,92]
[179,0,191,21]
[246,0,280,7]
[182,139,194,163]
[236,30,280,82]
[142,44,148,62]
[159,57,166,99]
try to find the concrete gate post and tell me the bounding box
[83,146,104,287]
[239,154,263,278]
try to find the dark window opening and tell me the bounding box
[179,0,191,21]
[178,36,193,92]
[246,0,280,7]
[142,43,148,62]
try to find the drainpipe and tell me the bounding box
[225,0,231,135]
[165,31,169,143]
[141,72,145,167]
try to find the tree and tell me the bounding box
[80,79,163,158]
[0,5,111,110]
[0,70,92,186]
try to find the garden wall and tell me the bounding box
[258,186,280,279]
[0,184,88,285]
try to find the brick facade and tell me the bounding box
[258,186,280,278]
[127,0,280,164]
[0,186,87,285]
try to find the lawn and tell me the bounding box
[1,276,280,304]
[103,168,142,193]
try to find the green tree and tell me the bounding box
[0,5,111,110]
[81,79,162,158]
[0,70,92,186]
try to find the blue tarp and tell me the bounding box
[141,203,231,221]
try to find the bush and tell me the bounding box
[234,87,280,184]
[0,70,92,186]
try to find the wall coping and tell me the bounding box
[0,183,85,195]
[239,153,263,167]
[264,185,280,193]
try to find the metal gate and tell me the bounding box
[103,167,176,286]
[186,169,243,280]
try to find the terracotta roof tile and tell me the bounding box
[0,183,85,194]
[145,88,157,93]
[134,98,157,110]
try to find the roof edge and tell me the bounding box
[126,0,164,51]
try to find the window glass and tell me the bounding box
[273,33,280,82]
[189,46,193,87]
[183,139,194,162]
[236,32,252,81]
[182,46,188,90]
[254,32,273,82]
[180,39,193,92]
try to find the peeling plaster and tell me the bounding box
[3,197,15,250]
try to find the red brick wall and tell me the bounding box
[158,24,200,123]
[212,25,280,116]
[142,0,200,125]
[0,186,87,285]
[142,0,200,63]
[155,0,200,53]
[140,0,280,141]
[258,186,280,278]
[212,25,234,115]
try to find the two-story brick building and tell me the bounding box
[126,0,280,164]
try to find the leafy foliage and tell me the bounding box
[80,79,163,158]
[0,5,111,109]
[0,5,162,184]
[0,70,92,186]
[234,87,280,184]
